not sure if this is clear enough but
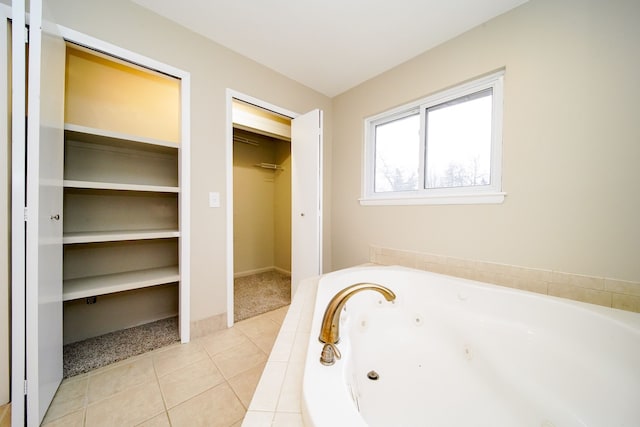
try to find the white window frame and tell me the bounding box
[361,70,505,205]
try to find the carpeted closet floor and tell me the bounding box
[63,316,179,378]
[62,270,290,378]
[234,270,291,322]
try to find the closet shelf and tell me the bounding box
[64,180,179,193]
[63,266,180,301]
[63,229,180,244]
[64,123,179,150]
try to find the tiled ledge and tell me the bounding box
[370,245,640,313]
[242,276,318,426]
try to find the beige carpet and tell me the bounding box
[234,270,291,322]
[63,316,179,378]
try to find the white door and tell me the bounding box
[25,0,66,423]
[291,109,323,295]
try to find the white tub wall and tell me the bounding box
[370,245,640,313]
[331,0,640,290]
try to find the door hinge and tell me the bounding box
[24,27,29,44]
[24,379,28,395]
[23,207,28,222]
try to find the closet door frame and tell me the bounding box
[0,4,10,409]
[57,26,192,343]
[225,89,324,327]
[9,1,28,425]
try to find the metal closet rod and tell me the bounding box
[254,162,284,170]
[233,136,259,146]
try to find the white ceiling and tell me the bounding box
[132,0,528,97]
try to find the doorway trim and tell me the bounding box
[225,89,299,327]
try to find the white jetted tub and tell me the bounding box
[302,266,640,427]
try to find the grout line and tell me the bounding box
[149,349,171,425]
[82,372,90,427]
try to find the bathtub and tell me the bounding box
[302,265,640,427]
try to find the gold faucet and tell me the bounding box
[318,282,396,365]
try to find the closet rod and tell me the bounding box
[233,136,259,146]
[255,162,284,171]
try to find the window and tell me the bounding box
[362,71,505,205]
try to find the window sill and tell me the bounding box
[359,192,506,206]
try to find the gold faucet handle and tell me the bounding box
[319,343,342,366]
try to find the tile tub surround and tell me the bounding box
[370,245,640,313]
[242,277,318,427]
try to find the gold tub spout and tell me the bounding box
[318,283,396,365]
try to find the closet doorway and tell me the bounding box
[232,100,292,322]
[227,93,323,325]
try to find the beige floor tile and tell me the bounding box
[228,362,267,408]
[88,351,151,376]
[135,412,171,427]
[263,306,290,324]
[249,325,280,354]
[85,381,165,427]
[41,409,84,427]
[212,340,267,379]
[235,315,281,341]
[159,357,225,408]
[40,301,289,427]
[87,356,156,403]
[0,404,11,427]
[42,375,88,423]
[152,340,208,377]
[201,327,251,356]
[168,382,245,427]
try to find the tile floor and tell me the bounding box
[41,306,289,427]
[0,403,10,427]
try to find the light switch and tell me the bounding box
[209,192,220,208]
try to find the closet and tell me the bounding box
[13,8,191,422]
[232,100,292,320]
[61,45,182,345]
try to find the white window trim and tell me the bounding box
[361,70,506,206]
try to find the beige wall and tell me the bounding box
[233,132,291,275]
[49,0,332,324]
[65,46,181,142]
[331,0,640,283]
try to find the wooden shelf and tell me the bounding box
[64,180,179,193]
[63,229,180,244]
[63,266,179,301]
[64,123,179,150]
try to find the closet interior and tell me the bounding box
[232,100,292,321]
[62,44,183,375]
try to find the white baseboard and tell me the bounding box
[273,266,291,277]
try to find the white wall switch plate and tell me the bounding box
[209,192,220,208]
